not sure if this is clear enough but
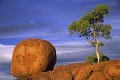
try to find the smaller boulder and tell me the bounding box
[31,72,50,80]
[106,61,120,79]
[88,72,106,80]
[66,62,92,78]
[50,66,73,80]
[75,67,93,80]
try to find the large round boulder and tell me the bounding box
[11,38,56,78]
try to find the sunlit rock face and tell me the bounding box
[12,60,120,80]
[11,38,56,78]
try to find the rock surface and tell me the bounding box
[11,38,56,78]
[50,65,73,80]
[29,60,120,80]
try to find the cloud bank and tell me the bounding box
[0,36,120,64]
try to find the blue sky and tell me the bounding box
[0,0,120,79]
[0,0,120,45]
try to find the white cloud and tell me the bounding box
[0,40,91,63]
[0,44,15,79]
[53,40,94,62]
[0,73,15,80]
[56,45,92,55]
[0,44,14,62]
[53,39,89,46]
[0,44,14,48]
[112,36,120,39]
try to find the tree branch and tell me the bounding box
[86,36,93,45]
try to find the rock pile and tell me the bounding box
[30,60,120,80]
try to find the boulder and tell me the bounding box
[88,72,106,80]
[105,60,120,80]
[31,72,50,80]
[11,38,56,78]
[66,62,92,78]
[50,65,73,80]
[75,67,93,80]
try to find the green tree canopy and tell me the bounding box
[68,4,112,63]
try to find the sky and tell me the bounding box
[0,0,120,79]
[0,0,120,44]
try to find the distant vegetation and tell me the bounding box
[68,4,112,63]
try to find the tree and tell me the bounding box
[68,4,112,63]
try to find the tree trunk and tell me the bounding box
[93,23,100,63]
[96,40,100,63]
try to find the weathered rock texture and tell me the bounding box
[29,60,120,80]
[11,38,56,78]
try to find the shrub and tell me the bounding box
[86,53,110,63]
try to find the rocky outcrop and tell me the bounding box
[29,60,120,80]
[75,60,120,80]
[11,38,56,79]
[11,38,120,80]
